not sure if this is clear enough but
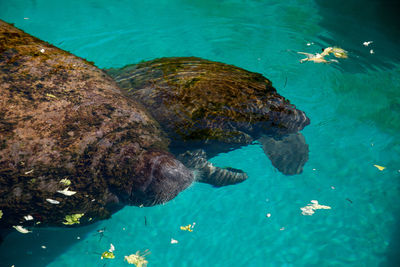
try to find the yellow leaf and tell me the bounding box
[373,165,385,171]
[46,93,57,98]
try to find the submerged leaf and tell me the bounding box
[59,178,71,186]
[63,213,84,225]
[0,210,2,219]
[24,215,34,221]
[46,198,60,204]
[13,225,32,234]
[57,187,77,196]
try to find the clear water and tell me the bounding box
[1,0,400,266]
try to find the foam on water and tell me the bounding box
[1,0,399,266]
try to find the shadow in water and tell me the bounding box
[380,208,400,267]
[315,0,400,73]
[0,223,100,267]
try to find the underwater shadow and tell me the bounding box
[380,208,400,266]
[0,223,101,267]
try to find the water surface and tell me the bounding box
[1,0,399,266]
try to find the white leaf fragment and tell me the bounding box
[363,41,373,46]
[109,243,115,252]
[46,198,60,204]
[57,187,77,196]
[13,225,31,234]
[24,215,34,221]
[171,238,178,244]
[301,200,331,216]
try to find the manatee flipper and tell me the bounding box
[177,150,248,187]
[259,133,309,175]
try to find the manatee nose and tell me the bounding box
[278,107,310,133]
[129,151,194,206]
[265,97,310,135]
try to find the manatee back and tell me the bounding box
[0,20,178,227]
[107,57,310,154]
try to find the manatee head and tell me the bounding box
[249,94,310,137]
[128,151,194,206]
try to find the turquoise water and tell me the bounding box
[1,0,400,266]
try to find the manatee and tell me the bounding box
[0,20,196,229]
[106,57,310,183]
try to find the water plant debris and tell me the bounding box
[298,46,348,63]
[124,250,150,266]
[300,200,331,215]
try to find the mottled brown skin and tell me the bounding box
[0,20,193,229]
[107,57,310,157]
[107,57,310,177]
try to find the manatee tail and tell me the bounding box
[177,150,248,187]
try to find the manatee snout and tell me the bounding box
[256,97,310,135]
[129,151,194,206]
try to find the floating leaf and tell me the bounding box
[170,238,178,244]
[124,250,150,266]
[373,164,385,171]
[180,223,195,232]
[46,93,57,98]
[46,198,60,204]
[24,215,33,221]
[101,251,115,259]
[57,187,77,196]
[300,200,331,216]
[60,179,71,186]
[363,41,373,46]
[298,46,347,63]
[24,169,34,174]
[13,225,31,234]
[109,243,115,252]
[63,213,84,225]
[330,47,348,58]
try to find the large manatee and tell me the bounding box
[0,20,195,229]
[106,57,310,182]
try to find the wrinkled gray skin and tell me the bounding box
[106,57,310,184]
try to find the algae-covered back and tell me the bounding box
[108,57,309,152]
[0,20,174,227]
